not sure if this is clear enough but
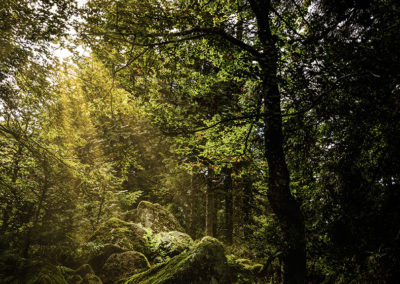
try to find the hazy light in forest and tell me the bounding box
[53,0,88,60]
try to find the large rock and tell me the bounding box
[89,217,148,254]
[124,201,184,233]
[87,244,125,275]
[123,237,232,284]
[101,251,150,284]
[150,231,194,263]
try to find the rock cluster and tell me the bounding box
[1,201,264,284]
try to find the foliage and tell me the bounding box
[1,0,400,282]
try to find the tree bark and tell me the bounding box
[242,175,253,239]
[263,73,306,284]
[250,0,306,282]
[189,172,200,238]
[205,169,216,237]
[223,167,233,245]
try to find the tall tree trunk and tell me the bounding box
[213,187,218,237]
[250,0,306,282]
[205,169,216,237]
[242,175,253,239]
[223,167,233,245]
[189,172,200,238]
[263,72,306,284]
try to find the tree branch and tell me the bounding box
[243,94,263,155]
[193,114,257,133]
[94,25,262,59]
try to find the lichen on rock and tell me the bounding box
[101,251,150,284]
[123,236,232,284]
[124,201,184,233]
[89,217,148,254]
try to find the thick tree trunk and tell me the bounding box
[223,167,233,245]
[250,0,306,282]
[263,78,306,283]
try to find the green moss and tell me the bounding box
[60,263,103,284]
[133,201,184,233]
[123,209,138,222]
[74,264,95,278]
[58,266,78,282]
[81,273,103,284]
[70,274,84,283]
[123,252,190,284]
[123,236,231,284]
[101,251,150,283]
[89,218,148,254]
[149,231,193,263]
[236,260,263,274]
[88,244,125,274]
[226,255,264,283]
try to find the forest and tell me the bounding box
[1,0,399,283]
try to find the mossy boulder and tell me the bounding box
[150,231,194,263]
[123,236,232,284]
[101,251,150,284]
[123,209,138,222]
[86,244,125,274]
[124,201,184,233]
[227,255,264,283]
[89,218,148,254]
